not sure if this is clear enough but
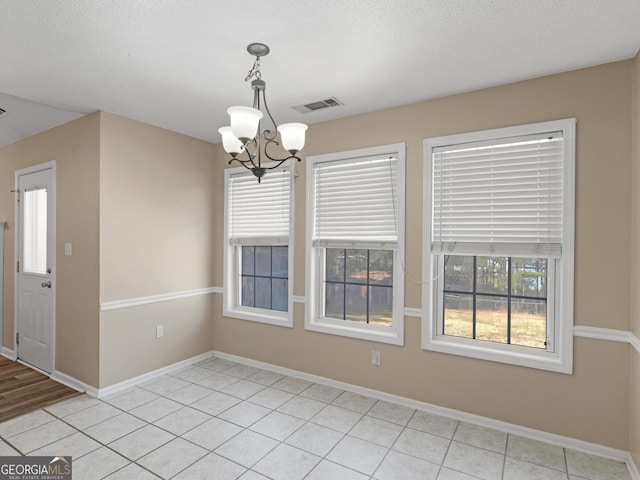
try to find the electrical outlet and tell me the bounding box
[371,350,381,366]
[156,325,164,338]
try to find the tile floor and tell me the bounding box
[0,355,633,480]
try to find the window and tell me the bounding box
[423,119,575,372]
[306,144,406,345]
[223,164,294,327]
[23,187,48,274]
[442,256,549,348]
[240,246,288,311]
[324,248,394,326]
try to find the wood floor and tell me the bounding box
[0,356,81,424]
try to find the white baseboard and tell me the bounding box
[1,353,97,396]
[26,350,216,399]
[51,370,98,397]
[6,351,214,399]
[41,345,637,477]
[1,347,15,360]
[628,452,640,480]
[96,350,215,398]
[212,349,636,474]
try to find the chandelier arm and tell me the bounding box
[246,139,260,170]
[263,136,284,162]
[262,155,302,170]
[254,128,262,169]
[260,92,279,142]
[227,139,260,168]
[263,136,302,166]
[228,158,253,169]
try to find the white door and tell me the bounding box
[16,162,56,373]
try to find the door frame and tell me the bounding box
[0,221,5,354]
[13,160,57,371]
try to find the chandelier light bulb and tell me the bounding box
[218,126,244,155]
[277,123,308,153]
[228,106,263,143]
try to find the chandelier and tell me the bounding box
[218,43,308,182]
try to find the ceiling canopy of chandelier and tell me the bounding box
[219,43,308,182]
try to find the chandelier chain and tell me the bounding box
[244,56,262,82]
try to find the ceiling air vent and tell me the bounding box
[292,97,343,114]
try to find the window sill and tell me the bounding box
[422,335,572,374]
[306,316,404,346]
[223,306,293,328]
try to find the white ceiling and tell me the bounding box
[1,0,639,149]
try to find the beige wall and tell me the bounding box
[213,61,634,450]
[630,50,640,468]
[0,113,101,386]
[0,111,219,389]
[0,56,636,455]
[98,112,216,387]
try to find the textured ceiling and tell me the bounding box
[0,0,639,149]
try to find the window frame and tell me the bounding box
[305,143,406,345]
[422,119,575,373]
[223,162,295,328]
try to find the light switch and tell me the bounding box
[64,243,72,256]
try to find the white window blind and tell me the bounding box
[228,167,291,245]
[431,131,564,257]
[312,156,399,247]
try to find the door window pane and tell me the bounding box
[23,188,47,275]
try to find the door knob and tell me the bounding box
[41,281,52,288]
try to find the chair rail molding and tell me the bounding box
[573,325,640,353]
[100,287,221,311]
